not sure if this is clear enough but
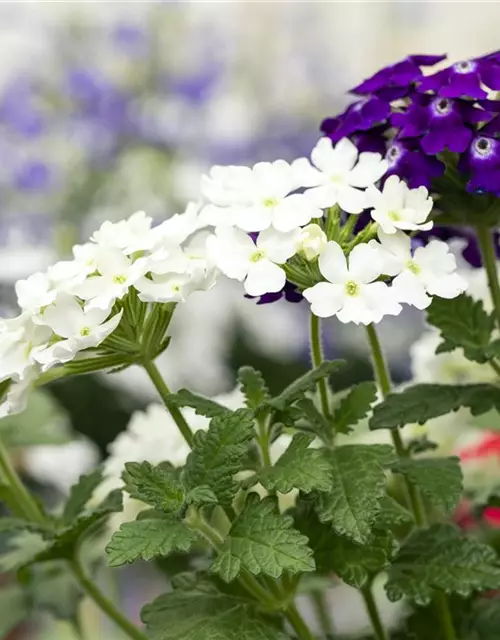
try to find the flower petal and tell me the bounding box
[318,241,348,284]
[303,282,345,318]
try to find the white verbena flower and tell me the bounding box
[150,202,202,247]
[0,372,37,418]
[34,294,123,370]
[296,223,327,261]
[15,272,57,315]
[303,241,402,324]
[91,210,154,254]
[0,314,51,383]
[370,231,468,310]
[207,226,298,297]
[72,248,149,310]
[366,175,434,234]
[200,160,321,233]
[293,137,388,214]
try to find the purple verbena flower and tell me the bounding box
[385,139,444,188]
[418,54,500,99]
[350,54,446,100]
[320,97,390,142]
[392,95,492,154]
[458,134,500,194]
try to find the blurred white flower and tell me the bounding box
[296,223,327,261]
[15,272,57,315]
[303,241,401,323]
[0,314,50,382]
[293,137,388,213]
[91,210,154,255]
[366,175,434,235]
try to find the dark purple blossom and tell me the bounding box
[350,54,446,99]
[384,139,444,188]
[320,97,390,142]
[418,55,500,99]
[246,281,303,305]
[458,134,500,193]
[392,95,492,154]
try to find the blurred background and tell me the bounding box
[1,1,499,638]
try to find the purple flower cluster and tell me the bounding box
[321,51,500,193]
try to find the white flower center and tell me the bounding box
[432,98,452,116]
[250,250,266,263]
[473,137,493,158]
[330,174,345,185]
[454,60,475,74]
[80,327,91,337]
[407,260,421,275]
[345,280,360,296]
[113,274,127,284]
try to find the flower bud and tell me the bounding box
[297,224,327,261]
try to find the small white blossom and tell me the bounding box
[366,175,434,234]
[207,226,298,297]
[34,294,123,370]
[0,314,51,383]
[303,241,402,324]
[200,160,321,233]
[296,223,327,261]
[15,272,56,315]
[293,137,388,214]
[370,231,467,310]
[150,202,202,247]
[72,248,149,310]
[91,210,154,254]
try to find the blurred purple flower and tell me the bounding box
[0,78,45,138]
[14,161,52,192]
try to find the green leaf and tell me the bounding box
[106,516,198,567]
[124,462,184,514]
[141,583,288,640]
[385,524,500,605]
[374,496,414,528]
[0,584,29,637]
[211,494,315,582]
[237,367,270,410]
[0,532,50,571]
[463,598,500,640]
[268,360,344,411]
[63,469,103,524]
[258,434,332,494]
[394,457,463,515]
[370,384,500,430]
[185,485,218,507]
[182,409,255,509]
[63,353,135,375]
[314,445,396,544]
[286,398,332,441]
[332,382,377,434]
[427,294,495,363]
[169,389,230,418]
[293,499,395,588]
[29,561,82,620]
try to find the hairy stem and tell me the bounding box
[360,586,389,640]
[476,225,500,329]
[434,591,457,640]
[71,557,149,640]
[0,435,45,523]
[365,323,456,638]
[142,359,194,448]
[285,603,318,640]
[309,313,330,418]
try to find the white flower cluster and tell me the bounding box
[0,207,215,416]
[201,137,467,322]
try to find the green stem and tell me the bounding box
[310,590,334,638]
[360,586,389,640]
[476,225,500,329]
[434,591,457,640]
[257,415,272,469]
[309,313,330,418]
[285,603,317,640]
[70,557,149,640]
[0,436,45,523]
[142,359,194,448]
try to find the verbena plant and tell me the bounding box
[2,51,500,640]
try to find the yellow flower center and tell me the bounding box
[250,250,265,263]
[407,260,421,275]
[388,210,401,221]
[345,280,359,296]
[263,197,279,208]
[113,274,127,284]
[80,327,91,337]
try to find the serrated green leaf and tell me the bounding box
[141,584,288,640]
[211,494,315,582]
[394,457,463,515]
[286,398,332,442]
[386,524,500,605]
[63,468,103,524]
[185,485,218,507]
[0,584,29,637]
[182,409,255,509]
[0,517,52,534]
[237,367,270,410]
[333,382,377,434]
[314,445,396,544]
[124,462,184,514]
[106,516,198,567]
[0,532,50,571]
[169,389,230,418]
[370,384,500,430]
[268,360,344,411]
[374,496,414,528]
[63,353,135,375]
[427,294,495,363]
[258,434,331,494]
